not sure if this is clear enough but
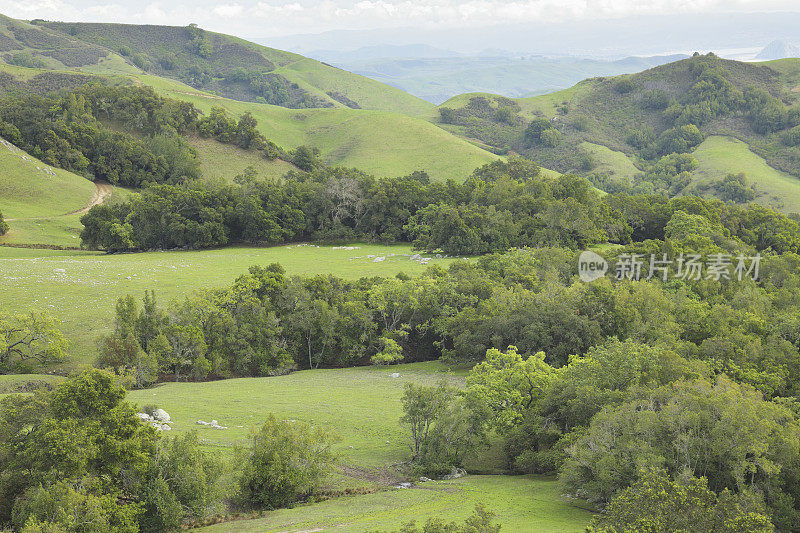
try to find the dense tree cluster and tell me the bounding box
[0,369,338,532]
[80,158,800,257]
[0,208,7,235]
[0,84,294,187]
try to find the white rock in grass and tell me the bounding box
[153,409,171,422]
[390,373,400,378]
[196,420,210,425]
[373,256,386,262]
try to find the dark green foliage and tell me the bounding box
[0,208,7,235]
[0,85,201,186]
[400,380,488,477]
[235,414,337,509]
[712,172,757,203]
[0,370,226,532]
[38,21,330,108]
[587,470,774,533]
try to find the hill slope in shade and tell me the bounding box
[33,20,432,115]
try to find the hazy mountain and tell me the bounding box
[262,12,800,59]
[322,54,688,104]
[756,40,800,60]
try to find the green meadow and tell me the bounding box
[126,362,592,532]
[197,475,591,532]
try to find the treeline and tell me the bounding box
[102,235,800,402]
[0,83,292,187]
[0,369,338,532]
[80,158,800,255]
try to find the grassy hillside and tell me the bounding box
[138,73,499,180]
[186,135,300,183]
[33,20,432,115]
[0,140,95,219]
[690,135,800,213]
[0,244,458,366]
[436,56,800,180]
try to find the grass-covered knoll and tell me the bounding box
[579,141,640,182]
[35,20,432,115]
[690,135,800,214]
[0,140,95,219]
[0,244,457,366]
[758,58,800,92]
[186,135,299,183]
[141,74,499,180]
[196,474,590,532]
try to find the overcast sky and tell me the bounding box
[2,0,799,38]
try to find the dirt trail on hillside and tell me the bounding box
[5,182,112,221]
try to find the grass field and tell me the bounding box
[125,362,592,532]
[0,244,458,366]
[186,135,299,183]
[197,475,591,532]
[690,135,800,214]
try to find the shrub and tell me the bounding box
[235,414,338,509]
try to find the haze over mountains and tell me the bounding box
[258,12,800,103]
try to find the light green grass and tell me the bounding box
[580,141,640,180]
[128,362,463,468]
[138,74,499,180]
[691,135,800,214]
[185,135,299,183]
[126,363,592,532]
[0,143,95,219]
[197,474,591,532]
[0,244,458,366]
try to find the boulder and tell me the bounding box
[153,409,171,422]
[440,467,467,480]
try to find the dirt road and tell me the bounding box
[5,181,113,221]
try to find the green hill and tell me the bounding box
[436,54,800,210]
[29,20,432,115]
[137,73,499,180]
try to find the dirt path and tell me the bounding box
[5,181,113,221]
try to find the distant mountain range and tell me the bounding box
[308,53,688,104]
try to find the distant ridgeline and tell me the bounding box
[438,53,800,197]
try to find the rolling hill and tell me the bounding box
[435,54,800,213]
[28,19,432,115]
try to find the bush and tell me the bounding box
[540,128,561,147]
[614,78,635,94]
[0,208,8,235]
[235,414,338,509]
[587,470,774,533]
